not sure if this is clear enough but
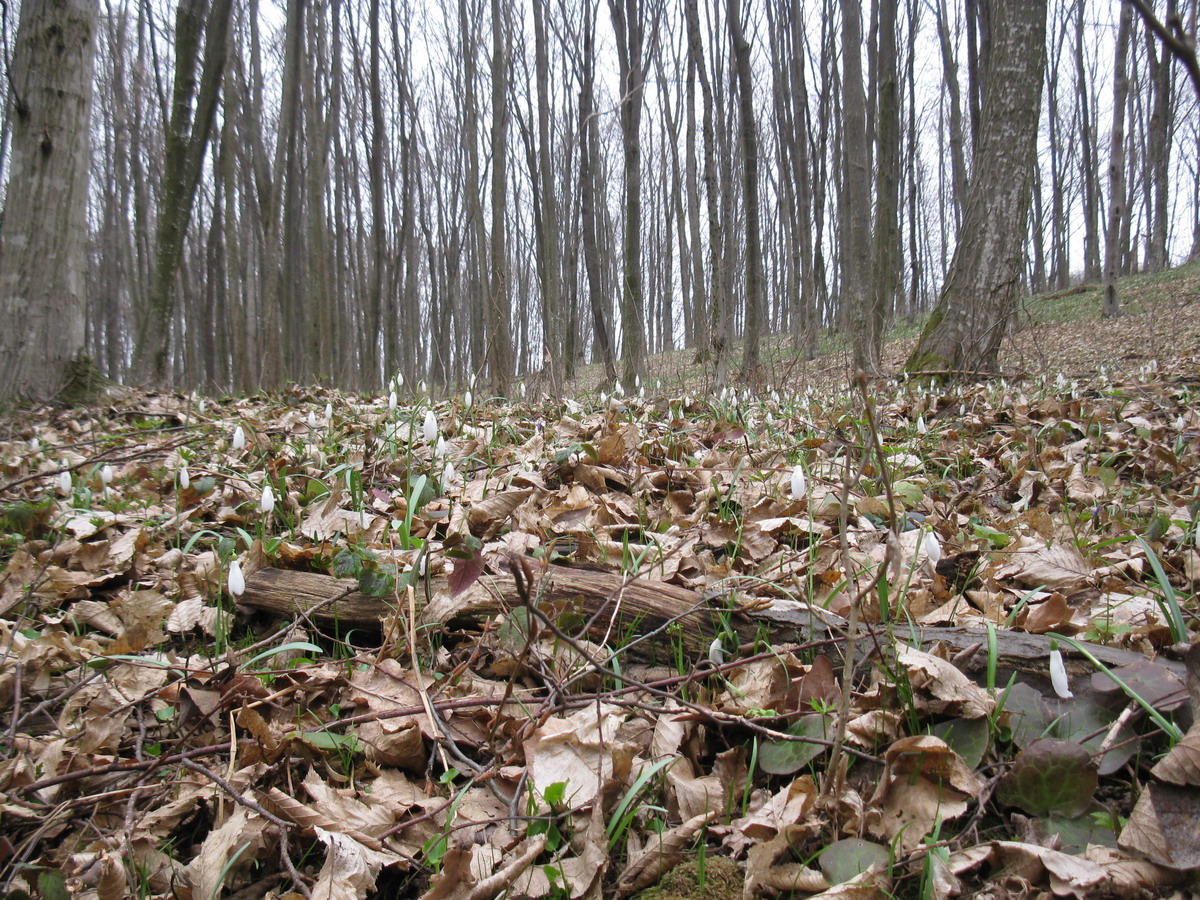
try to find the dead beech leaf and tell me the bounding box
[1150,722,1200,786]
[895,644,994,719]
[1021,592,1071,633]
[743,824,829,898]
[182,807,270,899]
[467,488,533,537]
[310,826,404,900]
[1001,543,1092,591]
[945,841,1106,898]
[868,736,980,853]
[1120,782,1200,869]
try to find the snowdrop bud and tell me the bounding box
[469,373,476,390]
[419,554,427,576]
[518,382,526,398]
[307,411,318,429]
[358,510,371,529]
[29,437,40,452]
[397,372,405,388]
[423,410,438,444]
[790,465,808,502]
[923,530,942,566]
[57,471,72,495]
[1176,415,1186,431]
[228,559,245,597]
[388,391,397,411]
[463,390,473,409]
[100,465,114,485]
[916,416,927,435]
[260,483,275,514]
[232,426,246,451]
[434,436,446,458]
[178,466,190,490]
[391,519,403,531]
[419,380,428,394]
[1049,647,1073,699]
[708,636,724,667]
[324,402,334,424]
[443,460,456,484]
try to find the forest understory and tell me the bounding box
[1,267,1200,900]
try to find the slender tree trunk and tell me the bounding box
[727,0,763,376]
[1144,22,1173,271]
[872,0,901,366]
[1103,3,1133,319]
[0,0,97,403]
[487,0,513,392]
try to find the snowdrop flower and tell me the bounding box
[260,483,275,514]
[178,466,190,490]
[1176,415,1186,431]
[388,390,397,411]
[463,390,473,410]
[307,410,318,430]
[468,373,476,390]
[923,530,942,566]
[423,410,438,444]
[790,465,807,502]
[418,554,427,576]
[443,460,456,485]
[57,470,72,495]
[100,465,114,486]
[358,510,372,529]
[397,372,406,388]
[614,379,624,397]
[1049,645,1073,699]
[324,402,334,424]
[228,559,245,597]
[916,416,927,435]
[708,636,725,667]
[434,436,447,458]
[418,380,428,395]
[232,426,246,451]
[29,437,40,453]
[518,382,526,398]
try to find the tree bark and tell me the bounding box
[904,0,1046,376]
[1103,3,1133,319]
[0,0,97,403]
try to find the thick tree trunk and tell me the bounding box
[904,0,1046,376]
[841,1,877,374]
[0,0,97,403]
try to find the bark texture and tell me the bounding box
[904,0,1046,376]
[0,0,97,403]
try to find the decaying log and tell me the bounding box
[239,564,756,660]
[238,566,1188,703]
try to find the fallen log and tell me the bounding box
[237,566,1189,707]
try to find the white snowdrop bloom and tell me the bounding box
[916,416,927,435]
[307,411,317,430]
[708,636,725,667]
[1049,648,1073,699]
[418,554,427,576]
[790,465,807,502]
[434,436,447,458]
[468,373,476,390]
[463,390,473,409]
[1176,415,1186,430]
[57,471,72,495]
[423,410,438,445]
[260,483,275,514]
[518,382,526,398]
[419,380,428,394]
[443,460,456,484]
[358,510,371,529]
[228,560,246,597]
[397,372,405,388]
[324,402,334,424]
[923,530,942,566]
[614,379,624,397]
[178,466,190,490]
[635,375,641,389]
[100,465,114,486]
[29,437,40,453]
[388,391,397,411]
[391,519,403,531]
[232,426,246,451]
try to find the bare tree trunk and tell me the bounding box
[131,0,233,386]
[487,0,513,393]
[934,0,969,231]
[872,0,901,362]
[1075,0,1101,281]
[1104,3,1133,319]
[0,0,97,403]
[1144,20,1173,271]
[727,0,763,376]
[841,0,877,374]
[904,0,1046,376]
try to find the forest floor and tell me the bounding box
[1,265,1199,899]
